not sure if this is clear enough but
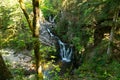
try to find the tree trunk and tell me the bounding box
[0,54,13,80]
[107,10,119,55]
[32,0,43,80]
[107,27,114,55]
[19,0,43,79]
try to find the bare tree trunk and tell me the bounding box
[107,10,119,55]
[0,54,13,80]
[107,27,114,54]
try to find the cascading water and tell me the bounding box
[39,22,74,79]
[39,13,73,62]
[58,40,72,62]
[46,28,73,62]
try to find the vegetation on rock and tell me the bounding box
[0,0,120,80]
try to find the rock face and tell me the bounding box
[1,49,33,71]
[39,22,56,46]
[39,10,57,46]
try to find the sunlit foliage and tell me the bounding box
[0,0,120,79]
[0,0,32,50]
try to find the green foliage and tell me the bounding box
[0,0,33,50]
[48,64,61,80]
[40,0,62,19]
[75,55,120,80]
[39,45,56,60]
[0,0,120,79]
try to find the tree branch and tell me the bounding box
[18,0,33,31]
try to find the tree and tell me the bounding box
[18,0,43,79]
[106,0,120,55]
[32,0,43,79]
[0,54,13,80]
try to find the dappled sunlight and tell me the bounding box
[1,28,17,46]
[0,0,120,80]
[0,0,18,7]
[1,49,33,70]
[103,33,110,40]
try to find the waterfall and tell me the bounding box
[46,28,73,62]
[58,40,72,62]
[40,24,73,79]
[39,15,74,79]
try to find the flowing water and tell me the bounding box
[58,40,72,62]
[46,28,73,62]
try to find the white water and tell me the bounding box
[58,40,72,62]
[47,28,73,62]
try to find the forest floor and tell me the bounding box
[0,47,120,80]
[0,49,37,79]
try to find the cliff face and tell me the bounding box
[39,22,57,46]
